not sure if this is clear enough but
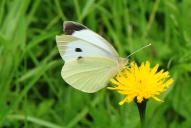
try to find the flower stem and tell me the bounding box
[136,100,147,128]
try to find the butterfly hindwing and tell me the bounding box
[61,57,118,93]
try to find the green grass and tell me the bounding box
[0,0,191,127]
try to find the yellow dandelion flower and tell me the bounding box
[109,61,173,105]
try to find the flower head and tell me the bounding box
[109,61,173,105]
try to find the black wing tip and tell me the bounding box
[63,21,87,35]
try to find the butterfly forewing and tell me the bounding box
[56,35,118,61]
[63,21,119,57]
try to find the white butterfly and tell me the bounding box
[56,21,128,93]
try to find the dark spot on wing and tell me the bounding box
[75,48,82,52]
[77,56,83,60]
[64,22,87,35]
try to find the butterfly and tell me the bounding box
[56,21,128,93]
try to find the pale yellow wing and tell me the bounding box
[61,57,118,93]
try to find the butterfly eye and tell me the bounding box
[75,48,82,52]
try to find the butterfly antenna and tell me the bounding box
[126,43,151,58]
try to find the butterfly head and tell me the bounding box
[118,58,128,69]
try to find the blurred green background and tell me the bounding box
[0,0,191,127]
